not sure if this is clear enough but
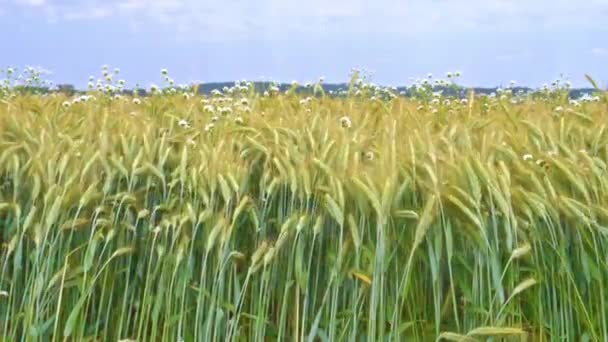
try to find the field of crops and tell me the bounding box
[1,68,608,341]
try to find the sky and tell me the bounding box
[1,0,607,89]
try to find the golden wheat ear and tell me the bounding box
[585,74,600,90]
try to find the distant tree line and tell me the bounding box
[7,82,599,99]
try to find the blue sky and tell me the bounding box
[1,0,607,88]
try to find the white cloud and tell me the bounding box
[15,0,45,7]
[496,50,534,62]
[8,0,608,39]
[63,6,112,20]
[591,48,608,56]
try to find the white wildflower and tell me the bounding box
[220,107,233,115]
[339,116,352,128]
[132,98,141,105]
[523,154,533,161]
[178,119,190,128]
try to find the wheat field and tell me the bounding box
[1,68,607,341]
